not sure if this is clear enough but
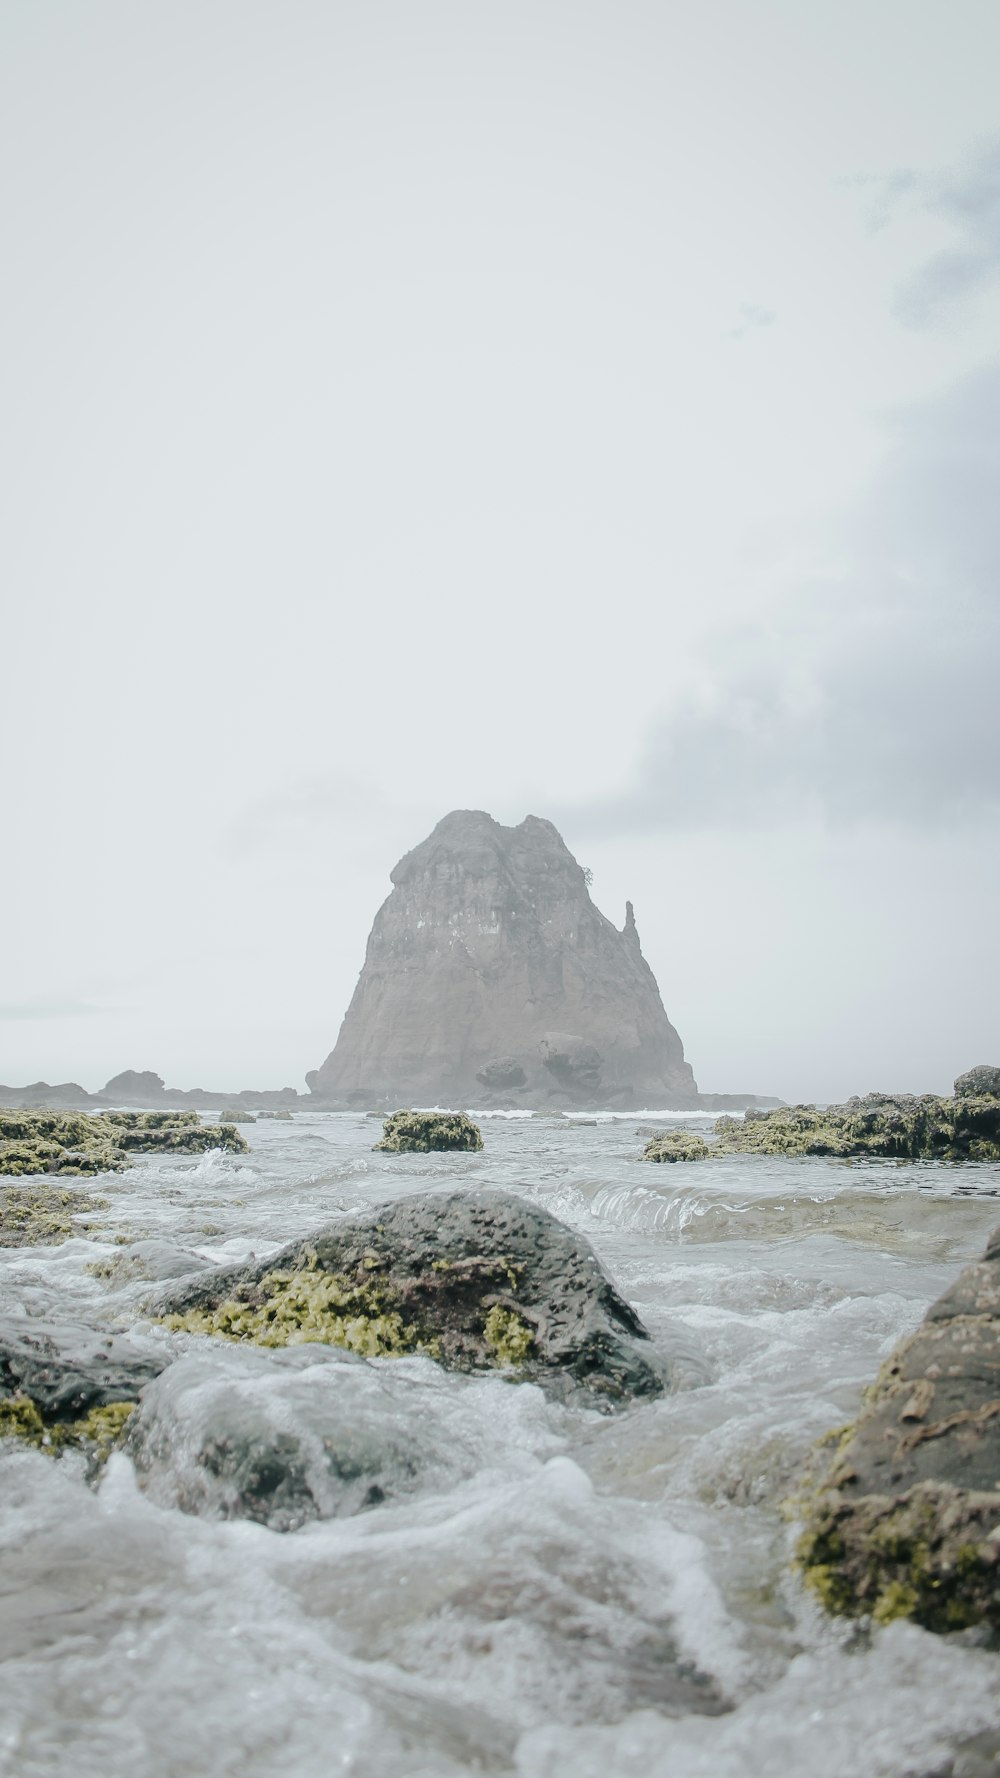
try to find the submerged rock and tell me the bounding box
[795,1223,1000,1631]
[642,1130,710,1163]
[374,1109,484,1153]
[126,1344,532,1530]
[712,1094,1000,1161]
[0,1108,249,1178]
[156,1189,664,1406]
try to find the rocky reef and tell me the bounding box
[794,1222,1000,1631]
[156,1189,665,1407]
[373,1110,484,1153]
[712,1082,1000,1161]
[307,810,697,1109]
[0,1109,249,1180]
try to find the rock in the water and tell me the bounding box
[795,1223,1000,1631]
[0,1314,170,1470]
[156,1188,665,1407]
[126,1343,541,1530]
[712,1093,1000,1161]
[642,1130,710,1163]
[307,810,696,1108]
[374,1110,484,1153]
[0,1182,107,1246]
[955,1065,1000,1100]
[0,1108,249,1178]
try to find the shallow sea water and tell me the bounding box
[2,1113,1000,1778]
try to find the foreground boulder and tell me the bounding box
[713,1093,1000,1161]
[795,1223,1000,1631]
[374,1110,484,1153]
[157,1189,664,1406]
[0,1108,249,1177]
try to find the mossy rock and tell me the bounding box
[793,1222,1000,1631]
[220,1108,256,1124]
[374,1110,484,1154]
[713,1093,1000,1161]
[0,1182,107,1246]
[642,1130,709,1163]
[0,1394,136,1472]
[0,1108,248,1178]
[155,1188,664,1407]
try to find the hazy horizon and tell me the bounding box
[3,2,998,1103]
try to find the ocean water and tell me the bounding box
[2,1113,999,1778]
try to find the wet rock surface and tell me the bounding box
[157,1189,665,1406]
[126,1344,551,1530]
[0,1314,169,1421]
[796,1222,1000,1631]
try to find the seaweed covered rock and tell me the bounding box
[156,1189,664,1406]
[642,1130,709,1163]
[712,1094,1000,1161]
[374,1110,484,1154]
[0,1108,249,1177]
[955,1065,1000,1100]
[0,1182,107,1246]
[0,1314,169,1472]
[795,1223,1000,1631]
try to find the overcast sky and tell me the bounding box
[2,0,998,1102]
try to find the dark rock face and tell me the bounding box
[955,1065,1000,1099]
[308,809,696,1108]
[157,1188,665,1408]
[796,1223,1000,1631]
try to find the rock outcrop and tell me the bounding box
[712,1089,1000,1161]
[796,1223,1000,1631]
[307,810,696,1108]
[156,1188,665,1407]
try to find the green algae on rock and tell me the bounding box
[0,1393,136,1470]
[0,1107,249,1179]
[374,1110,484,1153]
[642,1130,710,1163]
[155,1188,664,1406]
[0,1182,108,1246]
[793,1222,1000,1632]
[712,1093,1000,1161]
[161,1261,442,1360]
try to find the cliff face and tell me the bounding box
[308,810,697,1107]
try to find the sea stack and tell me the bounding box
[307,809,697,1108]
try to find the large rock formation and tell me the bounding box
[307,809,696,1107]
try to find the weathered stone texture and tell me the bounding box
[308,809,696,1107]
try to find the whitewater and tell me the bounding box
[2,1113,999,1778]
